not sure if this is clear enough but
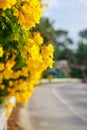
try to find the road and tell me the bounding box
[21,83,87,130]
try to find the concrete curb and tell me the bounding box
[0,96,16,130]
[40,78,81,84]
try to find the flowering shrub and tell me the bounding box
[0,0,54,105]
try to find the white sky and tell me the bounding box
[43,0,87,49]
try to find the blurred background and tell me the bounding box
[35,0,87,80]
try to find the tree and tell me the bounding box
[55,30,73,48]
[75,42,87,65]
[58,48,75,64]
[79,29,87,40]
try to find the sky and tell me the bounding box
[43,0,87,49]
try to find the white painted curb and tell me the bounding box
[40,78,81,84]
[0,96,16,130]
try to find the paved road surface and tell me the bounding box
[21,83,87,130]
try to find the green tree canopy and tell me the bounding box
[79,29,87,40]
[75,42,87,65]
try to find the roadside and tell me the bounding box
[19,104,34,130]
[40,78,80,84]
[7,79,82,130]
[7,106,23,130]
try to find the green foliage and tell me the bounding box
[0,8,28,70]
[70,68,82,78]
[79,29,87,39]
[58,48,76,64]
[75,42,87,65]
[13,55,27,70]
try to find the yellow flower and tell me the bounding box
[9,81,14,86]
[0,47,3,57]
[3,69,13,79]
[5,103,14,109]
[11,70,21,79]
[34,32,43,45]
[6,59,15,70]
[0,84,5,89]
[5,103,14,117]
[0,63,4,71]
[0,0,16,10]
[15,0,42,29]
[29,44,40,59]
[41,44,54,58]
[21,67,29,77]
[6,113,10,117]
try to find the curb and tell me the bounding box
[40,78,81,84]
[0,96,16,130]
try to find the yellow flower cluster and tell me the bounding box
[26,33,54,74]
[0,33,53,104]
[14,0,42,29]
[0,0,16,10]
[0,0,54,105]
